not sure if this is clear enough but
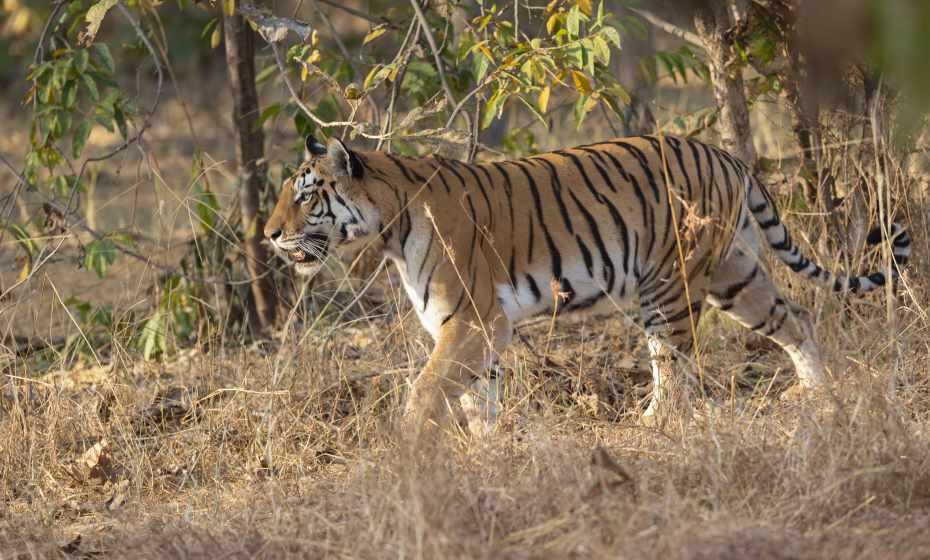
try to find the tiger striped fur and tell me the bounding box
[265,134,911,432]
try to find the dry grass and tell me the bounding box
[3,78,930,559]
[3,285,930,559]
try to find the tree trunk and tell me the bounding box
[223,13,277,333]
[779,2,824,205]
[693,2,757,168]
[616,16,657,136]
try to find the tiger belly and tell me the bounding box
[496,262,636,324]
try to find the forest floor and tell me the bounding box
[3,78,930,559]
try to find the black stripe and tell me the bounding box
[433,166,453,194]
[665,136,693,202]
[530,156,575,234]
[511,161,562,280]
[417,230,436,280]
[581,150,631,276]
[713,265,758,300]
[613,141,661,202]
[386,154,425,185]
[698,142,717,217]
[526,274,541,301]
[438,157,467,188]
[457,161,495,231]
[575,234,594,276]
[758,217,780,230]
[560,151,623,288]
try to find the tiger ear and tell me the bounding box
[327,137,364,179]
[305,135,327,160]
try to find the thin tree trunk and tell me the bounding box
[616,14,656,136]
[694,2,757,168]
[779,3,824,205]
[223,13,277,333]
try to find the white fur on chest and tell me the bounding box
[390,255,445,340]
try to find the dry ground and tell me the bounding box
[3,76,930,559]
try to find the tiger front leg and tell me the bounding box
[403,314,509,439]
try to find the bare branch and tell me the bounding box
[239,3,312,42]
[379,19,421,150]
[408,0,459,115]
[627,7,702,47]
[33,0,68,67]
[315,0,398,28]
[267,41,380,138]
[308,0,356,73]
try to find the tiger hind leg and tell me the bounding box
[707,251,826,389]
[639,292,704,427]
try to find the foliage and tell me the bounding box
[253,0,636,150]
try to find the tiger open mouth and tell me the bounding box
[288,233,330,265]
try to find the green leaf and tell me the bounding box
[50,174,71,195]
[201,17,219,40]
[195,188,220,233]
[81,73,99,100]
[113,104,128,139]
[567,6,582,37]
[139,309,167,361]
[258,103,281,128]
[73,120,92,159]
[83,0,118,45]
[84,238,117,278]
[516,95,548,129]
[573,94,598,130]
[5,223,39,257]
[605,84,631,105]
[474,52,490,84]
[74,49,89,72]
[592,36,610,66]
[481,87,507,130]
[63,81,78,109]
[93,43,115,74]
[255,63,277,85]
[363,63,394,90]
[600,26,621,49]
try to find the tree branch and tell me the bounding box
[627,7,702,47]
[308,0,356,72]
[315,0,398,28]
[408,0,470,133]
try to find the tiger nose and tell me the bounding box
[266,227,282,241]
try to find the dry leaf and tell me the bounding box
[538,85,551,114]
[363,24,388,46]
[571,70,592,95]
[81,0,117,46]
[66,438,117,485]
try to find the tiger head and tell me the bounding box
[264,135,379,276]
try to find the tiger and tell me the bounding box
[264,134,911,432]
